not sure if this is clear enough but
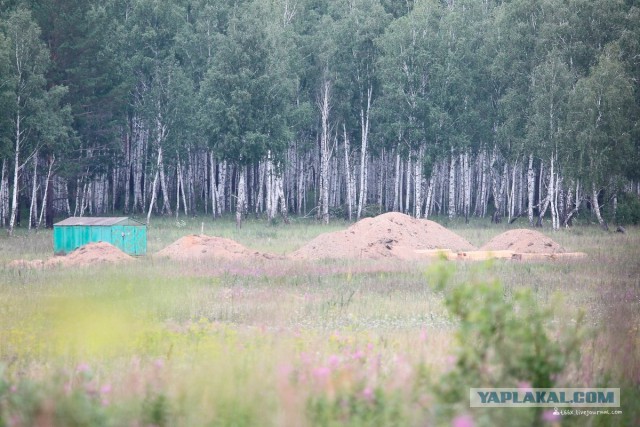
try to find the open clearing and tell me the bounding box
[0,216,638,426]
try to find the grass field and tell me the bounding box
[0,216,638,426]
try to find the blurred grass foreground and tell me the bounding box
[0,217,638,426]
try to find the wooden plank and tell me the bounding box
[456,250,515,261]
[414,249,455,259]
[512,252,587,261]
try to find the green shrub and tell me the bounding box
[615,192,640,225]
[429,262,584,426]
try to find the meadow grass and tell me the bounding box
[0,216,638,426]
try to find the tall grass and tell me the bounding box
[0,217,638,426]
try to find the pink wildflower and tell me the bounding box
[452,414,475,427]
[352,350,365,360]
[76,363,91,374]
[542,409,561,423]
[100,384,112,395]
[517,381,533,392]
[328,355,340,368]
[361,387,374,403]
[312,366,331,383]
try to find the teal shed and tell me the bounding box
[53,217,147,256]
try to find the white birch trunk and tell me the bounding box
[393,152,401,212]
[209,152,217,218]
[8,100,22,235]
[156,146,171,215]
[186,147,195,213]
[508,158,518,223]
[404,157,411,214]
[146,170,159,225]
[537,160,552,227]
[479,149,488,217]
[318,80,331,224]
[376,149,384,213]
[527,154,535,226]
[424,164,436,219]
[591,183,607,230]
[133,118,145,213]
[297,152,304,215]
[463,151,471,222]
[414,149,423,218]
[276,168,289,224]
[28,153,38,230]
[344,125,353,221]
[256,160,265,215]
[553,171,562,231]
[175,161,181,218]
[177,157,188,217]
[145,141,165,225]
[448,150,456,219]
[549,155,558,231]
[563,180,580,227]
[356,86,372,220]
[217,160,227,215]
[0,160,8,227]
[236,165,246,228]
[123,126,130,214]
[474,149,484,216]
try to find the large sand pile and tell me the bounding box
[290,212,475,260]
[480,229,565,254]
[155,234,277,261]
[8,242,134,268]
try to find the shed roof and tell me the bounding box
[54,217,144,226]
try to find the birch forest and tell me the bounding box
[0,0,639,233]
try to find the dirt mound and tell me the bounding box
[7,259,46,269]
[155,234,277,261]
[8,242,134,269]
[290,212,476,260]
[480,229,565,254]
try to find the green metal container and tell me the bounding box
[53,217,147,256]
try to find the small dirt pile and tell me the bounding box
[290,212,475,260]
[7,259,46,269]
[155,234,277,261]
[8,242,134,269]
[480,229,565,254]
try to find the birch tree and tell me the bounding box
[200,2,290,226]
[527,51,572,229]
[567,49,636,229]
[330,0,390,219]
[1,9,70,235]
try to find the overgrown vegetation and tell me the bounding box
[0,219,638,425]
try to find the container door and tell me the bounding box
[111,226,126,252]
[90,227,103,244]
[122,226,136,255]
[73,226,86,252]
[134,226,147,256]
[53,226,63,254]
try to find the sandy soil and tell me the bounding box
[480,229,565,254]
[154,234,279,261]
[290,212,476,260]
[8,242,134,268]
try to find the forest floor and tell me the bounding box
[0,215,638,426]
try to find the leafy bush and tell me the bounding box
[429,262,583,426]
[615,192,640,225]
